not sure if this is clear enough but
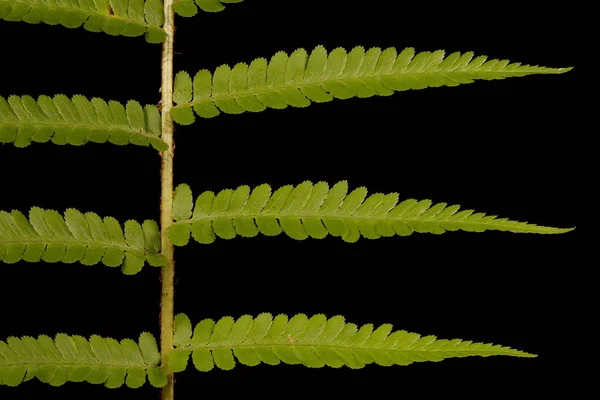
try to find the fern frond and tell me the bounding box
[169,313,535,372]
[170,46,572,124]
[172,0,243,17]
[0,0,166,43]
[167,181,573,245]
[0,332,166,388]
[0,95,167,150]
[0,208,167,274]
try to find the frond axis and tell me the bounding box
[168,313,536,372]
[171,69,550,111]
[0,358,147,370]
[0,94,167,149]
[176,341,535,358]
[166,181,572,245]
[0,0,166,43]
[0,0,162,31]
[0,120,161,143]
[0,207,167,273]
[0,332,166,388]
[0,237,149,257]
[173,206,572,235]
[171,46,572,112]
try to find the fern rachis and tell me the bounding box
[0,333,166,388]
[0,0,166,42]
[168,181,571,245]
[0,0,574,397]
[0,95,167,149]
[170,46,571,124]
[168,313,536,372]
[0,208,167,273]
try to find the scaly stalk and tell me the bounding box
[159,0,176,399]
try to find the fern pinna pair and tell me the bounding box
[1,0,573,394]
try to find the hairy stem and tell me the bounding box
[159,1,176,399]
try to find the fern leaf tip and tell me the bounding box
[524,225,574,234]
[559,226,575,233]
[504,348,538,358]
[521,351,538,358]
[555,66,574,73]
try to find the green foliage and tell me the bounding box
[172,0,244,17]
[172,184,194,221]
[0,95,167,150]
[169,313,535,372]
[0,208,167,274]
[168,181,573,245]
[0,0,574,393]
[0,0,166,43]
[170,46,572,124]
[0,332,166,388]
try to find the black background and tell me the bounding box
[0,1,582,398]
